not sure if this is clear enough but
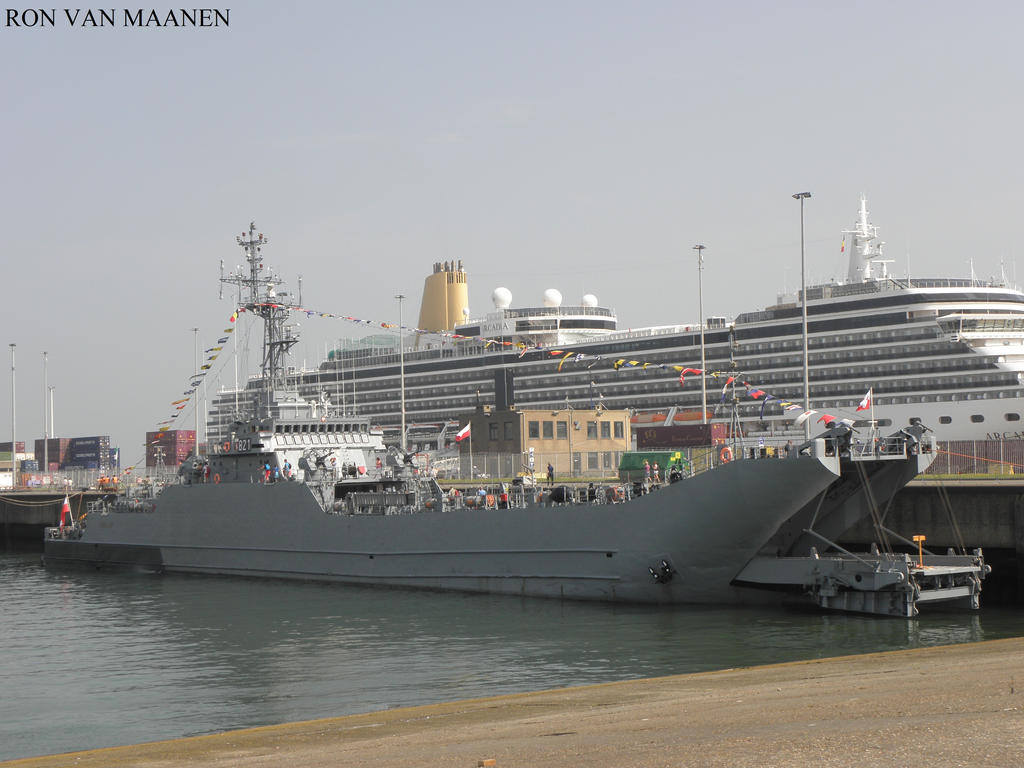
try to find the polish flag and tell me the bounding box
[59,495,71,531]
[455,423,471,442]
[856,388,873,412]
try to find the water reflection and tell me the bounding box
[0,552,1018,761]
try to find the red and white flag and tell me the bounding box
[856,388,873,412]
[455,423,471,442]
[59,495,71,531]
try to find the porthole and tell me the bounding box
[939,416,952,424]
[1005,413,1021,422]
[970,415,985,423]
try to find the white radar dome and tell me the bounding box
[492,287,512,309]
[581,293,598,307]
[542,288,563,307]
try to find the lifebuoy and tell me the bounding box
[222,442,230,452]
[720,446,734,463]
[213,473,221,484]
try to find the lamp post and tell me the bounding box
[9,343,16,490]
[395,294,406,453]
[792,192,812,439]
[693,244,707,425]
[42,351,48,480]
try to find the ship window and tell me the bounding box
[275,425,282,433]
[970,414,985,423]
[939,416,952,424]
[1005,413,1021,422]
[876,419,892,426]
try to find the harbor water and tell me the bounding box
[3,550,1023,762]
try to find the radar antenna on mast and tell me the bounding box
[219,223,301,417]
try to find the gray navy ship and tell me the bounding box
[43,224,990,617]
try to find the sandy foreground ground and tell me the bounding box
[6,638,1023,768]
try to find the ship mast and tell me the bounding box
[221,223,300,417]
[843,196,891,282]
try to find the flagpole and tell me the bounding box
[793,192,812,440]
[870,387,877,450]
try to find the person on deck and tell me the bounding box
[547,462,554,485]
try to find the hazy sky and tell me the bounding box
[3,1,1021,464]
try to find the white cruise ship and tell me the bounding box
[208,199,1024,447]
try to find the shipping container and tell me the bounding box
[35,438,71,465]
[20,459,39,472]
[0,441,26,453]
[69,436,111,450]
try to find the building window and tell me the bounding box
[587,452,598,470]
[1006,413,1021,422]
[970,414,985,423]
[600,421,611,439]
[587,421,598,439]
[504,421,514,440]
[543,421,554,439]
[602,451,613,469]
[614,421,624,439]
[556,421,568,439]
[489,423,499,441]
[939,416,952,424]
[528,421,540,438]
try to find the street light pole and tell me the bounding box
[395,294,406,453]
[42,351,48,479]
[792,192,812,439]
[693,244,707,425]
[9,343,16,490]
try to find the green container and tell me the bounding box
[618,451,689,482]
